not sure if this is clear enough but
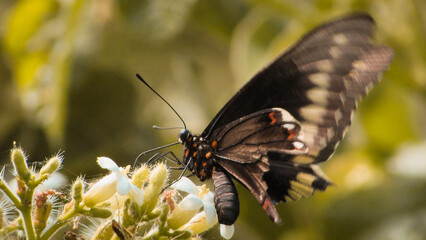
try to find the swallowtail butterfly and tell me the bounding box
[173,13,393,226]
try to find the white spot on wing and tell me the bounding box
[315,60,334,72]
[272,108,298,122]
[306,88,330,105]
[299,105,328,124]
[293,141,305,150]
[353,60,368,71]
[329,46,342,58]
[339,92,347,105]
[327,127,335,141]
[334,109,343,123]
[300,123,320,136]
[308,73,331,88]
[333,33,348,44]
[343,76,352,90]
[283,123,295,130]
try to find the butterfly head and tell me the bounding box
[178,128,192,145]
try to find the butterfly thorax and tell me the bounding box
[179,129,217,181]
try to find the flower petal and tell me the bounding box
[116,173,131,195]
[179,211,217,235]
[179,194,203,210]
[220,224,234,239]
[129,184,144,206]
[83,173,117,207]
[202,191,214,203]
[97,157,119,172]
[203,200,216,225]
[171,177,198,194]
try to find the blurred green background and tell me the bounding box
[0,0,425,239]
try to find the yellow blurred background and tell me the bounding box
[0,0,425,239]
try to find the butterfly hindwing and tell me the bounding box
[210,108,312,223]
[212,108,307,164]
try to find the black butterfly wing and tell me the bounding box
[204,13,393,224]
[202,13,393,164]
[213,108,308,163]
[211,108,330,224]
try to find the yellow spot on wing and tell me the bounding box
[290,180,314,197]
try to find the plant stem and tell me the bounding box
[40,206,82,240]
[0,178,21,206]
[39,220,68,240]
[18,188,36,240]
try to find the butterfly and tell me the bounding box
[165,13,393,226]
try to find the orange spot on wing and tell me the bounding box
[199,171,206,177]
[287,130,295,140]
[212,141,218,149]
[193,143,197,147]
[205,152,212,159]
[202,162,207,167]
[262,197,273,211]
[269,112,277,125]
[193,151,197,157]
[185,149,189,157]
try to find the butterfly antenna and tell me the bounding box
[153,125,184,130]
[136,74,187,129]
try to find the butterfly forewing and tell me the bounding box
[202,13,393,164]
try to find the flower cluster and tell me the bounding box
[0,145,235,239]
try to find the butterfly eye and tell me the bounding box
[179,129,190,144]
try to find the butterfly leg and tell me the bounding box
[160,157,193,194]
[164,151,183,165]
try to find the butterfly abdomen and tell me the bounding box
[212,166,240,225]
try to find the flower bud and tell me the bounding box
[39,155,62,176]
[33,199,52,232]
[89,207,112,218]
[72,178,84,205]
[11,147,31,182]
[16,178,28,200]
[132,165,149,188]
[141,164,167,214]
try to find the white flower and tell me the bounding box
[83,157,143,207]
[171,177,235,239]
[167,177,217,231]
[171,177,216,224]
